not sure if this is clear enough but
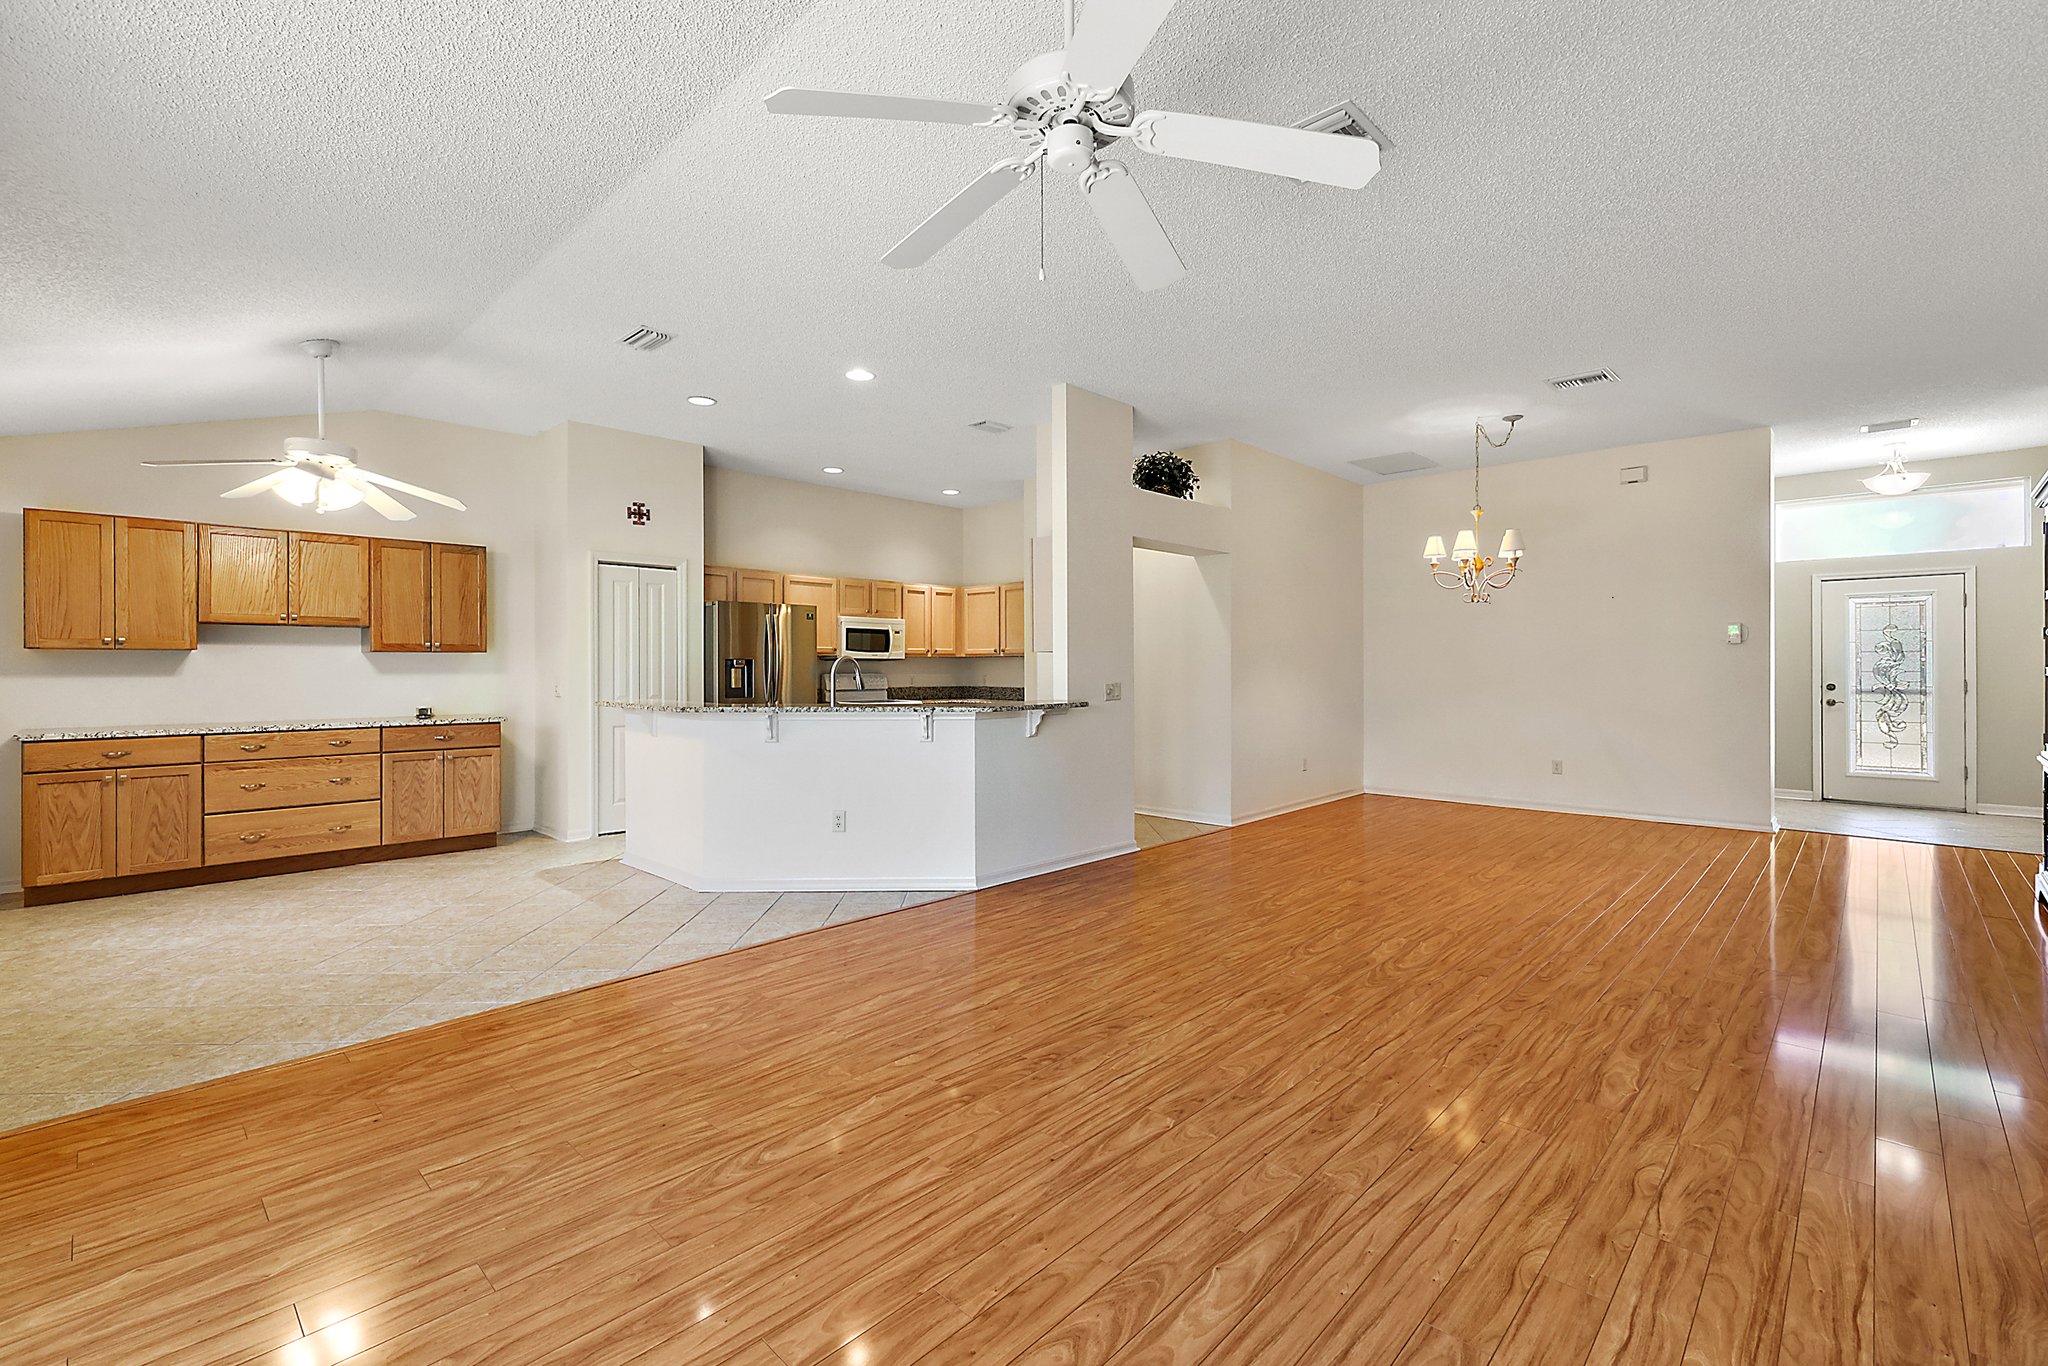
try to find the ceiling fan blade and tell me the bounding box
[340,474,417,521]
[1063,0,1179,97]
[352,468,467,511]
[219,470,294,499]
[141,459,289,467]
[764,88,998,126]
[1080,163,1185,292]
[882,160,1034,268]
[1131,110,1381,189]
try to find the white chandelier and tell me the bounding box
[1424,415,1524,604]
[1861,443,1930,496]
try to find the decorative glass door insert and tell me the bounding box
[1847,592,1933,777]
[1817,573,1967,811]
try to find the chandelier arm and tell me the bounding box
[1428,569,1471,591]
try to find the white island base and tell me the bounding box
[617,703,1127,892]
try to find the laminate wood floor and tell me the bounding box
[5,794,2048,1364]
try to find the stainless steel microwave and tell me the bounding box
[836,615,906,659]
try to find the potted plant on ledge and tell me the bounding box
[1133,450,1200,499]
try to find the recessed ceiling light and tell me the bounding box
[845,367,875,382]
[822,466,844,475]
[941,489,961,496]
[686,395,716,406]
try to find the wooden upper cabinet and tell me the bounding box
[21,768,118,886]
[733,568,782,604]
[836,578,874,619]
[289,532,370,626]
[444,748,501,837]
[703,566,737,603]
[931,586,959,657]
[961,585,1002,657]
[116,764,203,876]
[902,584,932,656]
[24,508,115,649]
[199,525,289,624]
[782,574,838,656]
[113,517,198,650]
[431,544,488,652]
[999,581,1026,657]
[369,539,432,651]
[869,581,904,617]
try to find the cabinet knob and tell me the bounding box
[289,614,299,622]
[100,775,114,784]
[239,832,266,843]
[328,776,351,785]
[114,637,126,645]
[239,782,265,792]
[100,636,113,645]
[101,749,130,759]
[278,613,287,621]
[239,743,265,752]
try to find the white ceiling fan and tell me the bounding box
[141,339,466,521]
[764,0,1382,291]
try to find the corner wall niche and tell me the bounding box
[22,507,489,654]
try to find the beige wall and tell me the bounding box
[1773,445,2046,810]
[1362,429,1775,830]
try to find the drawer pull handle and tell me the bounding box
[328,777,351,785]
[101,749,130,759]
[327,739,351,747]
[239,832,267,843]
[239,743,266,752]
[328,824,352,833]
[433,733,452,741]
[238,782,265,792]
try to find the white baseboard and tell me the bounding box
[621,837,1143,894]
[1231,788,1365,826]
[1136,804,1232,827]
[978,840,1141,889]
[1975,803,2041,820]
[1361,786,1774,834]
[1773,788,1817,802]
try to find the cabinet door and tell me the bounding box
[734,568,783,604]
[443,748,501,837]
[836,578,874,619]
[113,517,198,650]
[902,585,932,656]
[870,581,904,617]
[931,586,959,657]
[116,764,203,876]
[289,532,370,626]
[24,508,114,649]
[369,539,433,651]
[21,769,117,886]
[999,581,1027,656]
[782,574,839,656]
[431,543,489,652]
[381,750,446,843]
[961,585,1002,656]
[199,525,289,624]
[703,566,737,602]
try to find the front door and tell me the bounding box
[1818,573,1967,810]
[596,563,683,836]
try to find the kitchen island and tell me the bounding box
[606,700,1124,892]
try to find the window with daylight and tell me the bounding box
[1775,480,2031,562]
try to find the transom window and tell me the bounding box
[1774,479,2031,562]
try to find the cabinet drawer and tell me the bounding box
[204,755,381,814]
[203,728,381,762]
[204,800,380,865]
[23,735,202,773]
[382,723,500,751]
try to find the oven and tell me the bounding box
[836,615,906,659]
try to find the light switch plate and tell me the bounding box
[1105,682,1122,701]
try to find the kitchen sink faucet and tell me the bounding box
[826,653,865,707]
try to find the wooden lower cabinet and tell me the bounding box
[445,748,501,838]
[205,801,380,865]
[382,749,447,844]
[21,769,118,886]
[116,764,203,876]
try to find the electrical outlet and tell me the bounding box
[831,810,847,833]
[1551,759,1564,775]
[1105,682,1122,701]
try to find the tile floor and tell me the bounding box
[1134,812,1225,849]
[1773,797,2042,853]
[0,834,950,1132]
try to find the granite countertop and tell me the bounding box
[601,700,1087,717]
[16,715,507,743]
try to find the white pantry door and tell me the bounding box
[597,562,683,836]
[1818,573,1967,810]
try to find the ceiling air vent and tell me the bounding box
[619,327,674,352]
[1859,417,1919,435]
[1350,451,1436,477]
[1293,100,1394,152]
[968,419,1013,435]
[1549,368,1619,390]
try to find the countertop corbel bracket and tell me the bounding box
[1024,707,1046,739]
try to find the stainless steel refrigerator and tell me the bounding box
[703,602,818,705]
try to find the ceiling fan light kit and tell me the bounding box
[141,339,466,521]
[763,0,1382,291]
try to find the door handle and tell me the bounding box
[1825,699,1841,707]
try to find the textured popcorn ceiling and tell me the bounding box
[3,0,2044,503]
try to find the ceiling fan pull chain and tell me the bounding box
[1037,164,1047,282]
